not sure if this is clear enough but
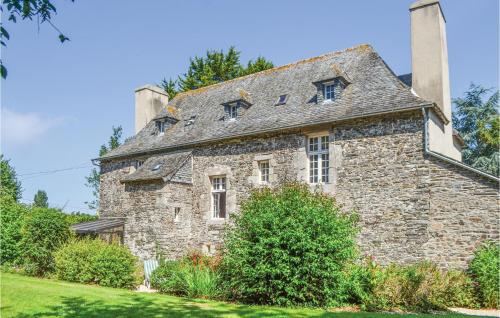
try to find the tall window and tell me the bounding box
[211,176,226,219]
[324,84,335,101]
[259,160,270,184]
[308,135,329,183]
[174,207,180,222]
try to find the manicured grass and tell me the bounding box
[0,272,479,318]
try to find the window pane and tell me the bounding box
[325,84,334,100]
[259,161,269,183]
[212,193,220,218]
[321,136,329,150]
[321,153,329,183]
[309,137,318,152]
[219,192,226,218]
[309,154,318,183]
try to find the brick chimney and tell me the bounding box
[135,85,168,134]
[410,0,451,120]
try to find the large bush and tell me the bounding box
[0,196,29,265]
[468,241,499,308]
[20,207,71,276]
[361,261,477,312]
[151,251,219,298]
[55,238,138,288]
[218,183,359,307]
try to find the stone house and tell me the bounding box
[93,0,498,269]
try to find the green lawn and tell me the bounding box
[0,272,480,318]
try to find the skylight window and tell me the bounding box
[152,164,162,171]
[276,94,288,105]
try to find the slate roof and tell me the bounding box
[71,219,124,234]
[120,151,192,183]
[397,73,412,87]
[101,44,433,160]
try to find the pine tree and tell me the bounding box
[160,47,273,100]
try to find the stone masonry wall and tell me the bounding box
[423,157,499,268]
[99,110,499,267]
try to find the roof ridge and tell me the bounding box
[171,43,374,101]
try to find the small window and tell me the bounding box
[308,135,330,184]
[259,161,270,184]
[225,104,238,120]
[135,160,144,169]
[174,207,180,222]
[324,84,335,101]
[156,120,166,135]
[211,176,227,219]
[276,94,288,105]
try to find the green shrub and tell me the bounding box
[64,212,98,225]
[469,241,500,308]
[0,196,29,265]
[151,251,220,298]
[151,260,185,295]
[19,207,71,276]
[55,238,138,289]
[218,183,359,307]
[364,261,477,312]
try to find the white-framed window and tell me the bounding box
[211,176,227,219]
[156,120,166,135]
[324,83,335,101]
[258,160,270,184]
[174,207,180,222]
[308,135,329,184]
[226,103,238,120]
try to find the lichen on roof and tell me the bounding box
[102,43,432,160]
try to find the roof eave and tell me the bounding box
[96,103,434,162]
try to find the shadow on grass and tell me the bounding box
[12,294,470,318]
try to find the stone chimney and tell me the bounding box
[410,0,462,161]
[135,85,168,134]
[410,0,451,120]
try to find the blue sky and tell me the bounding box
[1,0,498,214]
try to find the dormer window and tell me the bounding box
[156,120,166,135]
[313,76,350,104]
[223,99,251,121]
[226,103,238,120]
[134,160,144,170]
[324,83,335,101]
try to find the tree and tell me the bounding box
[0,155,22,201]
[1,0,74,79]
[85,126,123,210]
[453,84,499,176]
[160,47,274,100]
[33,190,48,208]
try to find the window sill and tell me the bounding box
[208,218,227,226]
